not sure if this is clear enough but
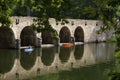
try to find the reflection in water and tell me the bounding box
[0,43,116,80]
[20,49,37,70]
[59,47,72,63]
[41,47,55,66]
[0,49,15,74]
[74,44,84,60]
[47,62,114,80]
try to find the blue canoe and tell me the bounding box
[24,48,34,52]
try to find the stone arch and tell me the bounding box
[41,31,54,44]
[59,26,71,43]
[20,49,37,70]
[74,26,84,42]
[0,27,16,49]
[74,44,84,60]
[20,26,37,46]
[41,47,55,66]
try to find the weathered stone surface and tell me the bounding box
[0,27,16,49]
[10,17,113,43]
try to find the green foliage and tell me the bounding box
[107,59,120,80]
[0,0,18,27]
[115,51,120,58]
[12,0,34,16]
[31,0,71,40]
[83,6,96,19]
[106,36,117,43]
[11,0,70,39]
[83,0,119,33]
[82,1,120,80]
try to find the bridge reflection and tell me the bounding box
[0,43,115,80]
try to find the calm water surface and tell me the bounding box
[0,43,116,80]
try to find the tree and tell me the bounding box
[12,0,34,16]
[83,0,120,80]
[0,0,18,27]
[83,0,120,33]
[32,0,70,40]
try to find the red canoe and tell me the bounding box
[62,43,74,47]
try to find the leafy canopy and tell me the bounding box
[83,0,120,33]
[0,0,18,27]
[31,0,70,40]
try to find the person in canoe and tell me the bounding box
[29,45,32,49]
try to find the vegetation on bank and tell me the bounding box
[106,36,117,43]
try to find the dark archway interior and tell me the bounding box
[0,27,16,49]
[42,31,54,44]
[20,26,36,46]
[59,27,71,43]
[74,27,84,42]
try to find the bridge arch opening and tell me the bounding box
[74,26,84,42]
[42,31,54,44]
[0,27,16,49]
[59,26,71,43]
[20,26,37,46]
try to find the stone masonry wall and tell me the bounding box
[10,16,112,43]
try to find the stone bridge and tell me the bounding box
[0,43,115,80]
[10,17,112,47]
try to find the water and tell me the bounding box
[0,43,116,80]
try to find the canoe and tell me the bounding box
[62,43,74,47]
[24,48,34,52]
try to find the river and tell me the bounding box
[0,43,116,80]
